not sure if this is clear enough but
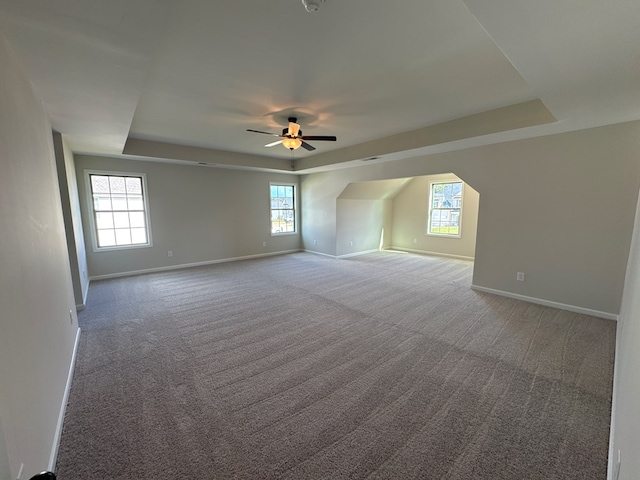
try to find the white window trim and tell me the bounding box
[85,170,153,252]
[269,181,298,237]
[427,180,463,238]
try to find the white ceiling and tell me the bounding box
[1,0,639,172]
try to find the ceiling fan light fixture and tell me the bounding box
[302,0,325,13]
[282,137,302,150]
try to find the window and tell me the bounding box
[270,183,296,234]
[87,172,151,250]
[427,181,463,237]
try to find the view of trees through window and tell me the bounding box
[90,174,149,248]
[428,181,463,236]
[270,184,295,234]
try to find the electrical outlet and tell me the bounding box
[168,250,173,257]
[69,309,74,324]
[350,241,354,247]
[313,239,317,245]
[516,272,525,281]
[262,241,267,247]
[413,238,417,244]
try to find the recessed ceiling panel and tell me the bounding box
[129,0,535,158]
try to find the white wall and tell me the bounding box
[610,189,640,480]
[391,173,479,259]
[75,155,301,278]
[302,120,640,316]
[0,37,79,479]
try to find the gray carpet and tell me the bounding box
[55,251,615,479]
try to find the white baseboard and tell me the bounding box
[607,319,622,480]
[303,249,336,258]
[337,249,380,259]
[90,249,301,281]
[389,246,474,262]
[81,277,90,306]
[49,327,81,471]
[303,248,381,259]
[470,284,619,321]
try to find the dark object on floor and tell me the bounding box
[30,473,56,480]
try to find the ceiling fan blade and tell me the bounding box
[247,129,281,137]
[300,135,337,141]
[265,140,283,147]
[301,141,316,151]
[288,122,300,137]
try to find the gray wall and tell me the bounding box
[75,155,301,278]
[304,177,409,256]
[0,37,79,479]
[391,173,479,258]
[336,199,386,256]
[332,178,410,257]
[610,191,640,480]
[302,120,640,316]
[0,420,10,480]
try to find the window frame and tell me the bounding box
[84,170,153,252]
[269,182,298,236]
[426,180,463,238]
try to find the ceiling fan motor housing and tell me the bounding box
[283,127,302,137]
[302,0,325,13]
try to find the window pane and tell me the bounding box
[111,196,128,210]
[129,211,145,228]
[443,183,452,200]
[93,195,112,211]
[130,228,147,244]
[113,212,130,228]
[125,177,142,194]
[109,176,126,194]
[91,175,110,194]
[128,195,144,211]
[95,212,114,229]
[97,229,116,247]
[115,228,132,245]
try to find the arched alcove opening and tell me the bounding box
[335,173,479,265]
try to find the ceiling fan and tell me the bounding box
[247,117,337,151]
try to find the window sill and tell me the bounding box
[426,233,461,239]
[92,242,153,253]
